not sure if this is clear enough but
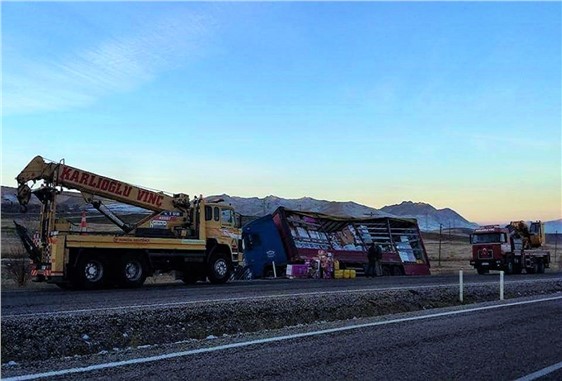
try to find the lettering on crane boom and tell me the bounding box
[58,166,164,208]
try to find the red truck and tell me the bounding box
[469,221,550,275]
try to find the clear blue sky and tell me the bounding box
[2,2,561,224]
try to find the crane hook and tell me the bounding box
[17,184,31,213]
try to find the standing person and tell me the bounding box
[366,243,377,278]
[374,243,383,276]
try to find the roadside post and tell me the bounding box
[500,271,504,300]
[459,269,463,303]
[272,261,277,278]
[438,224,442,268]
[555,231,558,270]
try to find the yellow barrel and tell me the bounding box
[334,270,344,279]
[350,269,356,278]
[343,269,351,279]
[334,260,340,270]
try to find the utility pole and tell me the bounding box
[555,230,559,270]
[439,223,442,268]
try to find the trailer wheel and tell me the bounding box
[119,255,147,288]
[536,260,545,274]
[207,251,232,284]
[76,255,105,289]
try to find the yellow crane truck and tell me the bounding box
[14,156,242,289]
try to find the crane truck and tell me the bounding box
[14,155,242,289]
[469,221,550,275]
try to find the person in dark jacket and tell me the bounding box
[366,243,377,278]
[374,243,383,276]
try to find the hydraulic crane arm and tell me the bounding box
[16,156,190,213]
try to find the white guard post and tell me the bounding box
[459,270,464,303]
[500,271,504,300]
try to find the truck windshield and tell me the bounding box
[471,233,503,244]
[221,208,234,225]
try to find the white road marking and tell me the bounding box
[513,360,562,381]
[4,295,562,381]
[4,278,559,318]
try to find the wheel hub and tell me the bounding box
[84,261,102,282]
[125,262,141,281]
[214,259,227,277]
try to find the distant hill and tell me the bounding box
[211,195,478,231]
[208,194,393,219]
[379,201,479,231]
[545,219,562,234]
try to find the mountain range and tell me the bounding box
[2,186,559,233]
[209,194,478,232]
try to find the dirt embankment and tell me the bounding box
[2,280,561,363]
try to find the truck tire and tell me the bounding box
[76,255,105,289]
[119,255,147,288]
[526,263,537,274]
[392,266,404,276]
[506,259,514,275]
[477,267,489,275]
[537,260,545,274]
[382,266,392,276]
[207,251,232,284]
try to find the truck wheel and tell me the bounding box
[207,252,232,284]
[392,266,404,276]
[382,266,392,276]
[76,255,105,289]
[526,263,537,274]
[506,259,514,275]
[476,267,489,275]
[119,255,147,288]
[537,261,545,274]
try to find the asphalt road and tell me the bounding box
[4,295,561,381]
[2,272,561,317]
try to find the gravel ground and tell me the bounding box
[2,279,561,365]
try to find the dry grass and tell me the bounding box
[424,238,474,274]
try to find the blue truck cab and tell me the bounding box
[242,215,287,278]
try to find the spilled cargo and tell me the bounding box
[242,207,430,278]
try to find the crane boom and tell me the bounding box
[16,156,190,212]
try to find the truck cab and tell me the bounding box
[470,226,513,274]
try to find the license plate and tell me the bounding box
[481,262,489,266]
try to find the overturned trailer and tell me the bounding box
[242,207,430,278]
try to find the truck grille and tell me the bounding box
[478,248,493,259]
